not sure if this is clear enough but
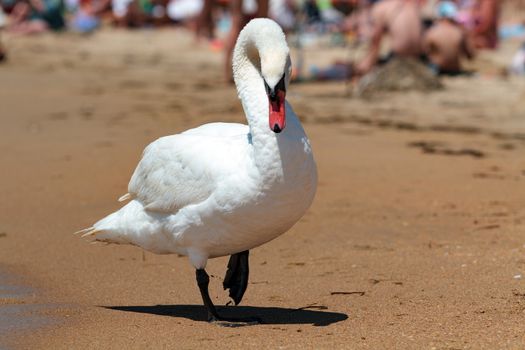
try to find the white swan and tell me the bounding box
[79,18,317,324]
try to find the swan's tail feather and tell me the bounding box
[77,200,170,253]
[74,227,110,244]
[74,215,120,242]
[87,212,124,243]
[81,227,100,238]
[74,227,97,236]
[78,201,149,245]
[74,226,103,238]
[118,193,131,202]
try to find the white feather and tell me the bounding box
[118,193,131,202]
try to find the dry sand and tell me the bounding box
[0,28,525,349]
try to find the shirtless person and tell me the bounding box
[470,0,500,49]
[356,0,423,74]
[195,0,214,40]
[423,1,474,75]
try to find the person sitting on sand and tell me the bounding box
[355,0,423,75]
[7,0,64,34]
[69,0,111,33]
[469,0,500,49]
[422,1,474,75]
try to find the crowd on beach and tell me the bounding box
[0,0,524,78]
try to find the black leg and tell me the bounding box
[196,267,260,326]
[223,250,249,305]
[196,269,221,321]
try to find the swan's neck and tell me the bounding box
[233,33,283,179]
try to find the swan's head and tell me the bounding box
[233,18,292,134]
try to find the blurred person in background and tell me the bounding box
[420,0,439,28]
[191,0,293,81]
[355,0,424,75]
[193,0,295,40]
[342,0,375,43]
[6,0,64,34]
[423,0,474,75]
[455,0,474,27]
[0,6,5,61]
[166,0,203,30]
[224,0,268,81]
[469,0,500,49]
[193,0,214,40]
[111,0,133,25]
[113,0,167,27]
[69,0,110,33]
[316,0,344,23]
[269,0,296,32]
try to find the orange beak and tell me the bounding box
[269,89,286,133]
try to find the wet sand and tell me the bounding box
[0,271,55,344]
[1,28,525,349]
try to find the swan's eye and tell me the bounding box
[264,73,286,101]
[276,73,286,92]
[264,80,271,96]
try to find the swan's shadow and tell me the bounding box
[105,304,348,326]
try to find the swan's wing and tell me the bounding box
[128,135,213,213]
[127,132,248,213]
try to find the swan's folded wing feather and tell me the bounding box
[128,135,217,213]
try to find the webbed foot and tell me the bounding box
[223,250,250,305]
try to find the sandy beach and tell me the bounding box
[1,27,525,349]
